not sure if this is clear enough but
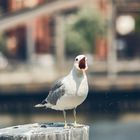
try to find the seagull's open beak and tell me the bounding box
[79,57,86,70]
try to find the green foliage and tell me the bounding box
[0,33,7,55]
[135,16,140,32]
[66,31,89,56]
[65,8,104,56]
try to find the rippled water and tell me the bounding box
[0,90,140,140]
[90,121,140,140]
[1,113,140,140]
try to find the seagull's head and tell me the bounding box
[74,55,88,72]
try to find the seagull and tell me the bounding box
[35,54,88,128]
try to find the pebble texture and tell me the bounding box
[0,123,89,140]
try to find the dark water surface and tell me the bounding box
[0,90,140,140]
[90,121,140,140]
[1,113,140,140]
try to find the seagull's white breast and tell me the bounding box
[51,73,88,110]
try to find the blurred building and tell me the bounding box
[87,0,140,60]
[1,0,140,62]
[0,0,140,92]
[0,0,53,61]
[115,0,140,59]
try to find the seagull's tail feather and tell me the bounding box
[34,104,46,108]
[34,100,48,108]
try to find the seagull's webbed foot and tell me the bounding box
[64,123,68,129]
[73,123,84,128]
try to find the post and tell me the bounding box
[0,123,89,140]
[26,20,36,64]
[107,0,117,80]
[54,14,65,73]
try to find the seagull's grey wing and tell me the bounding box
[46,80,65,105]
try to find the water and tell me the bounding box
[90,121,140,140]
[1,113,140,140]
[0,90,140,140]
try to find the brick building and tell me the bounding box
[0,0,53,61]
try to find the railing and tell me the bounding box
[0,0,84,32]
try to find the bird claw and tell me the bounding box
[73,123,83,128]
[64,125,71,129]
[64,123,69,129]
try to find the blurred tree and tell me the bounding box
[66,30,90,56]
[0,33,7,55]
[135,16,140,33]
[65,8,104,56]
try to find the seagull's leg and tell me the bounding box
[63,110,67,128]
[73,108,77,126]
[73,108,83,127]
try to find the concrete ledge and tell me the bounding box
[0,123,89,140]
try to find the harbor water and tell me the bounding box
[0,90,140,140]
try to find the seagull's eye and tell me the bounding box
[75,58,78,61]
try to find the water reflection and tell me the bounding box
[1,90,140,140]
[1,112,140,140]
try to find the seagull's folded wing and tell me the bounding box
[46,79,65,105]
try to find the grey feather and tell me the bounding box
[46,80,65,105]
